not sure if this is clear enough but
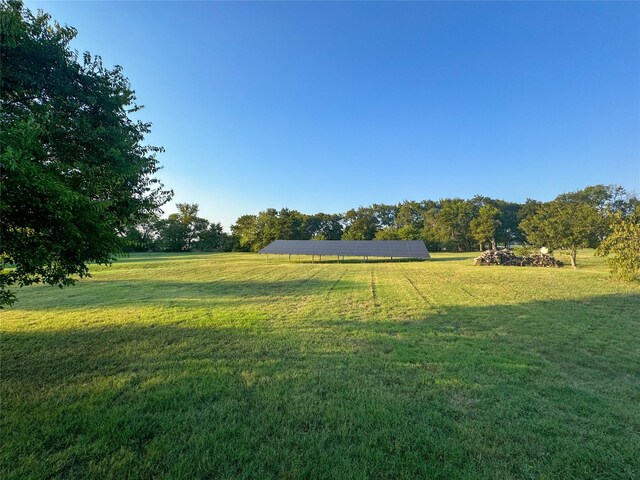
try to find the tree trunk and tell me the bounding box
[570,249,577,269]
[479,242,483,251]
[490,238,496,250]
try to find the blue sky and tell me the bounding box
[28,1,640,228]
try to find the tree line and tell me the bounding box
[136,184,638,271]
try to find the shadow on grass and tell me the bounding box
[113,252,222,264]
[2,294,639,479]
[11,278,361,311]
[427,255,473,262]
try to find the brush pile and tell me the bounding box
[473,249,518,265]
[474,250,564,267]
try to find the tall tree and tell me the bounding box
[495,201,522,249]
[0,1,172,305]
[470,205,501,250]
[435,199,476,251]
[231,214,258,251]
[519,200,603,268]
[342,207,379,240]
[304,213,343,240]
[371,204,397,229]
[396,201,425,230]
[155,215,189,252]
[196,222,228,252]
[596,207,640,281]
[175,203,209,251]
[556,185,637,241]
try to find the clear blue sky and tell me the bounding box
[28,1,640,228]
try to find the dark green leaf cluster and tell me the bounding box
[230,209,343,252]
[0,1,172,305]
[596,206,640,281]
[519,185,636,268]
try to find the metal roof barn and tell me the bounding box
[259,240,430,259]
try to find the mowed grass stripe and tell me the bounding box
[1,252,639,479]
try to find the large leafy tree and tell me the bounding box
[434,199,476,251]
[371,203,397,229]
[231,214,258,251]
[0,1,172,305]
[556,184,637,240]
[304,213,343,240]
[342,207,379,240]
[175,203,209,251]
[196,222,229,252]
[154,216,189,252]
[470,205,501,251]
[519,200,603,268]
[596,207,640,282]
[155,204,209,252]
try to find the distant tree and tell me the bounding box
[275,208,306,240]
[420,206,443,251]
[470,205,501,250]
[305,213,343,240]
[374,224,420,241]
[175,203,209,250]
[519,200,603,268]
[231,214,258,251]
[0,1,172,306]
[396,201,426,230]
[596,207,640,281]
[517,199,543,224]
[556,184,635,214]
[375,228,400,240]
[155,215,189,252]
[343,207,379,240]
[435,199,476,251]
[121,227,147,253]
[120,212,159,252]
[153,203,209,252]
[495,201,522,248]
[371,204,398,229]
[196,222,227,251]
[557,185,638,241]
[253,208,281,250]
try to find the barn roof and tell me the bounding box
[258,240,430,259]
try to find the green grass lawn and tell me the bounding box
[2,251,639,479]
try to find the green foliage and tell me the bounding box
[306,213,343,240]
[470,205,501,250]
[226,185,632,255]
[196,222,229,251]
[343,207,379,240]
[426,199,476,251]
[371,203,398,228]
[153,203,210,252]
[231,214,259,251]
[0,1,171,305]
[596,207,640,281]
[520,200,603,268]
[517,199,542,223]
[374,228,400,240]
[513,245,537,257]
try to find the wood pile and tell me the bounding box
[474,250,564,268]
[473,249,518,266]
[523,254,564,268]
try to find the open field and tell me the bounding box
[2,251,639,479]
